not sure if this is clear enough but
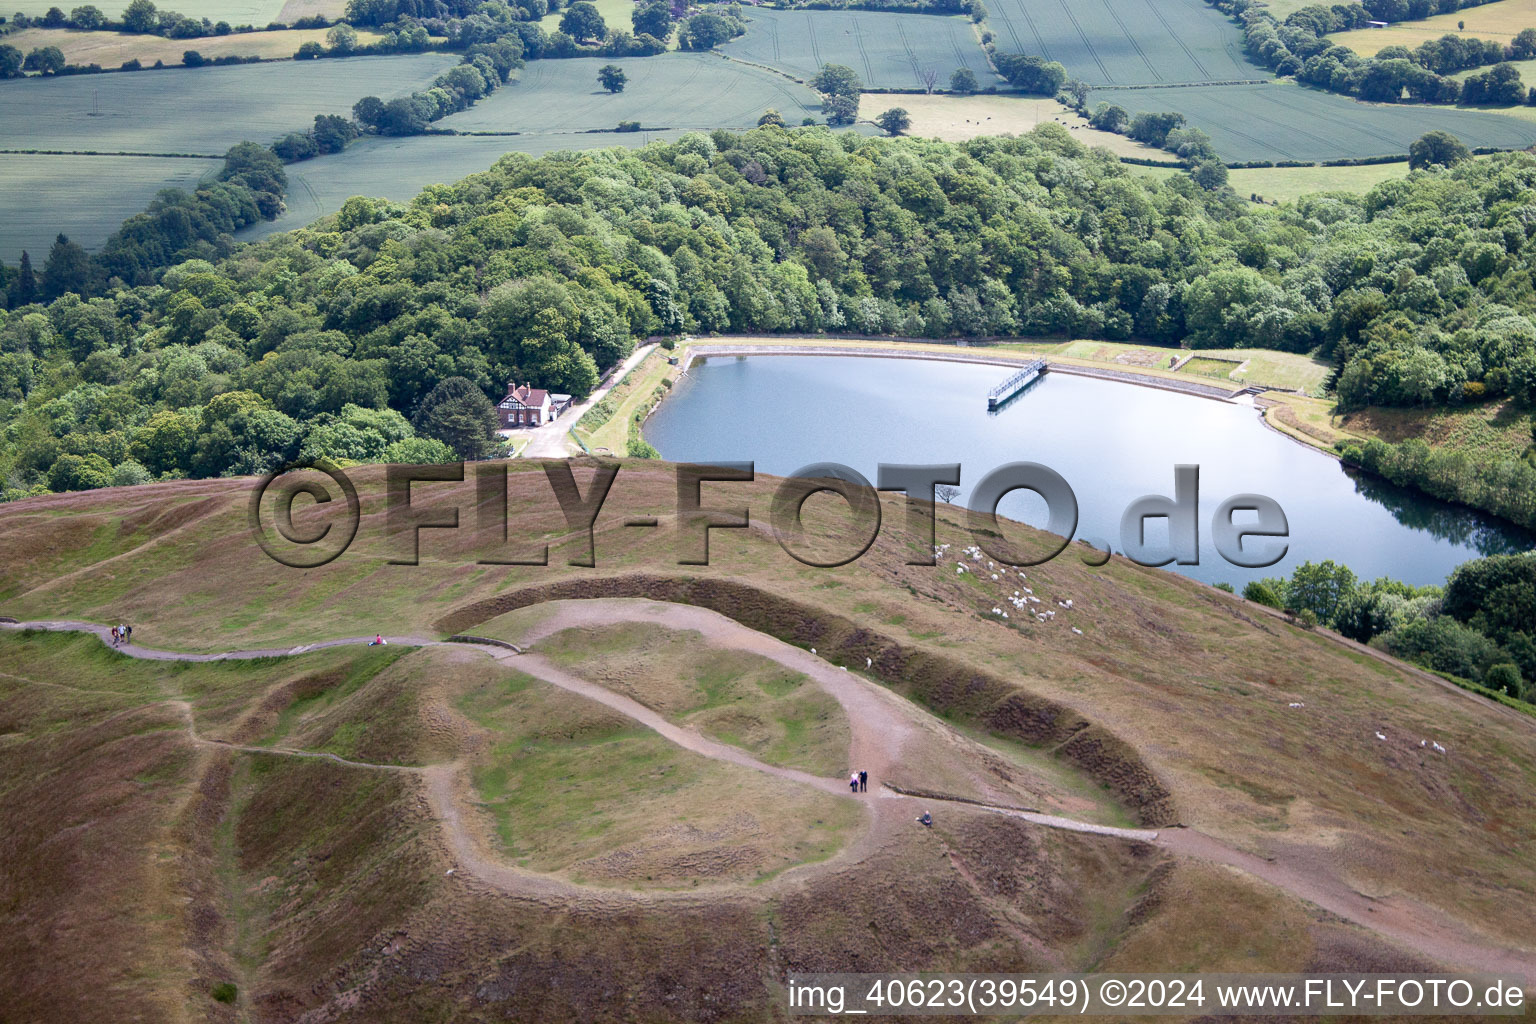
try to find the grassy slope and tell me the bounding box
[1333,0,1536,55]
[0,465,1532,953]
[456,666,858,886]
[0,630,407,1022]
[532,621,852,776]
[573,347,676,454]
[1340,398,1536,461]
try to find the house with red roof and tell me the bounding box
[497,382,573,428]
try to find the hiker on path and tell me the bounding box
[849,772,859,794]
[110,626,119,646]
[124,625,131,643]
[858,770,867,793]
[370,634,386,646]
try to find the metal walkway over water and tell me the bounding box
[987,359,1046,409]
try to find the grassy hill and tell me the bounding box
[0,462,1532,1020]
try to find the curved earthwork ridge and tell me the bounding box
[3,582,1531,978]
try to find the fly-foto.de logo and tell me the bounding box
[248,460,1289,571]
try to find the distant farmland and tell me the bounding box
[1099,81,1536,162]
[5,0,288,22]
[984,0,1263,85]
[718,8,995,91]
[439,53,822,132]
[0,153,220,261]
[0,53,457,154]
[2,26,386,67]
[241,130,688,240]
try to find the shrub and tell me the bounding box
[1484,663,1524,699]
[1243,580,1281,608]
[211,982,238,1004]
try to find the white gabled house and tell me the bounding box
[497,382,575,427]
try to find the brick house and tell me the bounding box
[498,382,552,427]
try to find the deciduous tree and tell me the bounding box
[1408,129,1470,169]
[560,0,606,42]
[875,107,910,135]
[597,63,626,92]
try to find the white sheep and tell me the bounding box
[1375,732,1387,741]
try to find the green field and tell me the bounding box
[983,0,1264,85]
[0,53,456,154]
[718,8,994,90]
[537,0,637,37]
[1054,340,1333,392]
[1096,80,1536,161]
[1227,160,1411,202]
[438,52,822,133]
[1452,57,1536,84]
[0,153,220,261]
[239,129,687,240]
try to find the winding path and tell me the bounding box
[1,612,1530,978]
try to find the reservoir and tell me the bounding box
[642,354,1534,586]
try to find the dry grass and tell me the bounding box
[1332,0,1536,55]
[1264,393,1359,447]
[533,621,851,776]
[1341,398,1536,461]
[1057,339,1333,392]
[864,91,1175,159]
[2,465,1535,1017]
[3,26,380,67]
[455,666,859,887]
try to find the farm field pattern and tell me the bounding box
[9,0,1536,262]
[0,154,222,261]
[983,0,1264,84]
[1100,81,1536,162]
[0,53,457,154]
[438,53,823,132]
[717,8,996,90]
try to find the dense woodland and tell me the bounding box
[0,125,1534,513]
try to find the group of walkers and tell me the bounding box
[843,767,932,827]
[109,623,131,646]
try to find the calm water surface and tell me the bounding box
[643,355,1534,586]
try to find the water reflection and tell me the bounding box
[1343,466,1536,558]
[643,355,1535,585]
